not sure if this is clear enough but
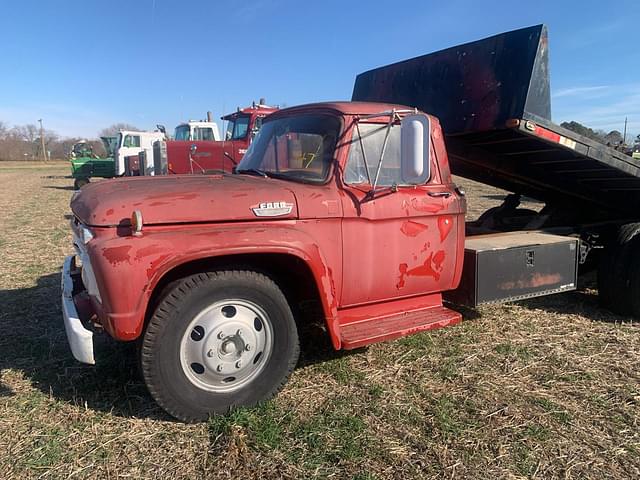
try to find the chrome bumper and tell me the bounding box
[61,255,95,364]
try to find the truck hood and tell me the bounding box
[71,175,299,227]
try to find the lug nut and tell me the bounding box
[235,361,242,369]
[216,365,223,372]
[217,332,224,339]
[245,344,251,351]
[207,349,214,357]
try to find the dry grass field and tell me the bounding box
[0,162,638,479]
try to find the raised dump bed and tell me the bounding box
[352,25,640,221]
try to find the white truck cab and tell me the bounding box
[173,121,221,142]
[114,130,165,175]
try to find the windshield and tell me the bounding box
[237,114,340,184]
[225,115,250,140]
[72,143,92,157]
[174,125,190,141]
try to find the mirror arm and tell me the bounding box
[355,122,372,185]
[371,110,397,194]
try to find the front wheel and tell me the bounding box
[141,270,299,422]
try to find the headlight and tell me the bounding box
[80,226,94,244]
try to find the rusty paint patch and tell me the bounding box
[400,220,429,237]
[106,208,114,216]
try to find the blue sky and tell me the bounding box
[0,0,639,140]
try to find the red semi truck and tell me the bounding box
[151,102,278,175]
[62,26,640,421]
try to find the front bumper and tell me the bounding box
[61,255,95,364]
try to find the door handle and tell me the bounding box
[428,191,451,198]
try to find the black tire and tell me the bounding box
[141,270,299,422]
[74,177,89,189]
[598,222,640,315]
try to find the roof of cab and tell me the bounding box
[268,101,422,118]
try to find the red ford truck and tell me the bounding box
[151,101,278,175]
[62,25,640,421]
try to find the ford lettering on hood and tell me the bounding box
[71,175,299,226]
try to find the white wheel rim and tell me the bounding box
[179,299,273,393]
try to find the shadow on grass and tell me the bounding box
[0,272,352,421]
[44,185,76,191]
[0,272,171,421]
[2,270,625,423]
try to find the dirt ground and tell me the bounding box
[0,162,638,479]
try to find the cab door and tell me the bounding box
[339,121,461,307]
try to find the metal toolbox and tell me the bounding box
[444,232,578,307]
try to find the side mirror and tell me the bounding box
[190,144,197,155]
[400,114,430,184]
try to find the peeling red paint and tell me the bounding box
[134,245,164,260]
[146,254,171,279]
[438,215,453,241]
[400,220,429,237]
[411,198,444,213]
[397,250,446,288]
[106,208,114,216]
[102,245,132,265]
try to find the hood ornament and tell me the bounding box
[252,201,294,217]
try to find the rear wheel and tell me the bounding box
[598,222,640,316]
[141,270,299,422]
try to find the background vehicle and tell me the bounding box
[152,101,278,175]
[61,25,640,421]
[114,129,166,176]
[68,136,117,189]
[171,112,221,142]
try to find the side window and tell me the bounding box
[345,123,401,186]
[193,127,214,141]
[123,135,141,148]
[233,116,250,140]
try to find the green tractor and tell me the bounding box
[69,137,117,189]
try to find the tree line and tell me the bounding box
[560,121,639,150]
[0,121,138,161]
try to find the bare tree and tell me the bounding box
[604,130,623,146]
[99,123,139,137]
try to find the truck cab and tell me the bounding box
[152,102,278,175]
[221,102,278,163]
[62,101,465,421]
[114,130,165,176]
[173,120,221,142]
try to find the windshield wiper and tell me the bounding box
[236,168,268,178]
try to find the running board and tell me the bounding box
[339,304,462,350]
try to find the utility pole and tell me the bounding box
[38,118,48,162]
[623,117,628,146]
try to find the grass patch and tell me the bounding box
[1,169,639,479]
